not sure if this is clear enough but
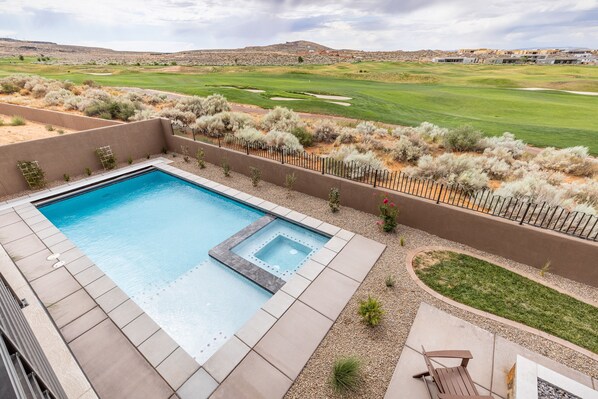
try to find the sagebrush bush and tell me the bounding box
[10,115,26,126]
[392,135,429,163]
[264,130,304,152]
[83,88,112,102]
[1,82,19,94]
[334,127,358,145]
[85,100,135,121]
[534,146,597,177]
[405,153,489,191]
[443,125,483,152]
[313,119,339,142]
[130,109,156,121]
[43,89,74,106]
[356,121,386,136]
[160,108,197,130]
[481,156,511,180]
[234,127,265,145]
[261,107,301,132]
[360,136,386,152]
[494,172,568,207]
[479,132,526,158]
[563,179,598,208]
[329,146,386,178]
[415,121,449,141]
[203,94,231,115]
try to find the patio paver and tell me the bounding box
[299,267,360,321]
[328,234,386,282]
[15,249,57,281]
[157,347,200,390]
[254,301,333,380]
[47,289,98,328]
[138,329,179,368]
[210,351,293,399]
[177,369,218,399]
[60,306,107,343]
[203,336,251,383]
[31,267,82,306]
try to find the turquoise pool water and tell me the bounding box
[39,170,271,363]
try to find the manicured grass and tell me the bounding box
[414,251,598,353]
[0,59,597,152]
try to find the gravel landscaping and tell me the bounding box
[3,154,596,398]
[166,156,598,398]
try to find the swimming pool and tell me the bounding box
[38,170,326,363]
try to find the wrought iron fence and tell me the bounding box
[192,133,598,241]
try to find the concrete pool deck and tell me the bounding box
[0,159,386,398]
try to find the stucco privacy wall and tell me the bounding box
[0,103,121,130]
[0,118,167,195]
[166,134,598,287]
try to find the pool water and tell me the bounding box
[232,219,328,280]
[39,170,272,363]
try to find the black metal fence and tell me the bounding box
[188,133,598,241]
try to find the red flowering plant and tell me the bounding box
[378,194,398,232]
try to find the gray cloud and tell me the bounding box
[0,0,596,51]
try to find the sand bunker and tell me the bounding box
[327,101,351,107]
[244,89,265,93]
[515,88,598,96]
[86,72,113,76]
[304,92,352,101]
[270,97,302,101]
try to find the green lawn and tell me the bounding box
[1,59,597,152]
[414,251,598,353]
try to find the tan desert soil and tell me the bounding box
[0,114,74,145]
[164,155,598,399]
[1,154,596,397]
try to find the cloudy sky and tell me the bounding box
[0,0,596,52]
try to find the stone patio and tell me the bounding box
[384,303,598,398]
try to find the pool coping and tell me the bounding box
[0,159,387,399]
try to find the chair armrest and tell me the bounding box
[425,350,473,360]
[438,395,493,399]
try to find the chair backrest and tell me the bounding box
[421,346,443,393]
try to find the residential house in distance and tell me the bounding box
[432,56,478,63]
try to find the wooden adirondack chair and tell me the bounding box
[413,347,493,399]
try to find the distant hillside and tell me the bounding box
[0,37,455,66]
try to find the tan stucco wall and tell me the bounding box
[0,118,167,195]
[166,134,598,287]
[0,103,122,131]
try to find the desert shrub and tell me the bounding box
[83,88,112,102]
[235,127,265,145]
[45,125,54,131]
[385,275,396,287]
[358,296,384,326]
[405,153,488,191]
[378,195,398,232]
[356,121,386,136]
[43,89,74,106]
[145,94,165,105]
[563,179,598,208]
[217,112,253,132]
[359,136,386,152]
[192,112,252,137]
[10,115,25,126]
[330,357,362,394]
[334,127,358,145]
[285,172,297,192]
[261,107,301,132]
[329,187,340,212]
[329,146,386,178]
[250,167,261,187]
[392,135,429,163]
[130,109,156,121]
[534,146,597,177]
[202,94,231,115]
[82,79,99,87]
[125,92,143,102]
[479,132,526,158]
[442,125,483,151]
[291,126,313,147]
[31,84,49,98]
[264,130,304,152]
[221,159,231,177]
[85,100,135,121]
[195,148,205,169]
[415,121,449,141]
[572,203,598,216]
[176,96,206,117]
[193,114,224,137]
[481,156,511,180]
[1,82,19,94]
[313,119,339,143]
[160,108,197,130]
[494,172,568,207]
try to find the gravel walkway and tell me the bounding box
[166,157,597,399]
